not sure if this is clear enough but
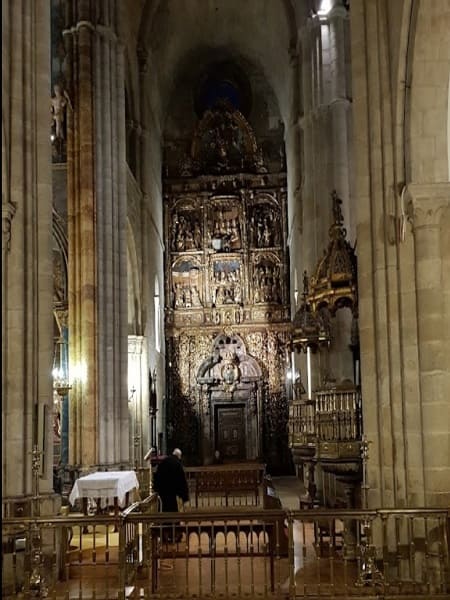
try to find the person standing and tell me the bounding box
[153,448,189,544]
[153,448,189,512]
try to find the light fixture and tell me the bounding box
[52,337,72,396]
[292,271,330,353]
[317,0,332,16]
[308,191,358,317]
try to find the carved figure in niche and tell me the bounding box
[224,289,234,304]
[262,217,272,247]
[230,218,241,248]
[253,261,282,304]
[171,215,179,251]
[174,283,181,307]
[234,282,242,304]
[184,227,195,250]
[191,285,202,307]
[215,287,225,305]
[175,216,187,251]
[256,216,264,247]
[51,84,69,140]
[193,221,202,249]
[251,205,281,248]
[174,283,185,308]
[271,282,280,303]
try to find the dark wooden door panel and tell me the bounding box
[216,406,246,460]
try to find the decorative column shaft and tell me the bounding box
[328,5,352,224]
[64,1,128,468]
[64,5,97,467]
[350,0,415,507]
[409,183,450,507]
[2,0,53,502]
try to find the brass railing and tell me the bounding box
[315,389,362,443]
[289,389,363,448]
[2,504,449,599]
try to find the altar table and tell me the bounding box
[69,471,139,515]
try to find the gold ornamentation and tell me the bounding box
[308,191,358,316]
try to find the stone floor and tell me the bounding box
[271,476,304,509]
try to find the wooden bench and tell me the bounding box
[185,463,266,507]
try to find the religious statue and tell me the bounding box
[50,84,70,140]
[191,285,202,307]
[193,221,202,249]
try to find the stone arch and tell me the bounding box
[137,0,295,124]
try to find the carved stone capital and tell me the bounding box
[128,335,144,355]
[54,306,69,330]
[2,201,17,252]
[407,183,450,230]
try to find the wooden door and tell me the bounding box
[216,406,246,461]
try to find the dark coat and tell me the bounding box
[153,454,189,512]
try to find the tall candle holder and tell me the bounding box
[129,386,141,469]
[31,444,42,516]
[355,435,384,587]
[27,445,48,597]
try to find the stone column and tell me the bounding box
[328,4,352,224]
[350,0,414,508]
[64,1,128,469]
[2,0,54,505]
[408,183,450,507]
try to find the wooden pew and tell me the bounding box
[185,463,266,507]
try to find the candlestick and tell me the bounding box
[306,346,312,399]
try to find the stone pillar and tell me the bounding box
[408,183,450,507]
[328,4,352,224]
[2,0,54,504]
[64,1,128,469]
[351,0,411,507]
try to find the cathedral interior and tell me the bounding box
[2,0,450,598]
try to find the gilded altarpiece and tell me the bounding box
[163,103,292,473]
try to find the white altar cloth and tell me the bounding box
[69,471,139,508]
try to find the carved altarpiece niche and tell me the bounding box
[164,103,292,473]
